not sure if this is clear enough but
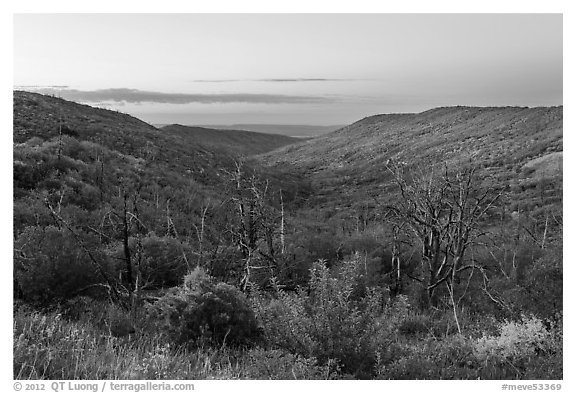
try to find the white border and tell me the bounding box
[2,2,571,391]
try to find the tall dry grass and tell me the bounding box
[13,306,328,380]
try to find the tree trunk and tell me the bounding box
[122,192,134,292]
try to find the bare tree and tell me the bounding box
[196,204,210,267]
[224,161,281,291]
[386,162,502,322]
[279,190,286,255]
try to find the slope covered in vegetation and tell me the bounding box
[13,94,562,380]
[13,91,305,301]
[260,106,562,214]
[14,91,298,186]
[161,124,298,156]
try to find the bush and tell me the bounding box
[59,296,108,322]
[108,234,192,288]
[147,268,260,347]
[470,314,562,379]
[140,235,192,287]
[13,306,331,380]
[14,226,111,303]
[237,348,332,379]
[520,251,563,320]
[254,256,388,377]
[398,314,430,337]
[474,315,555,361]
[58,297,135,337]
[378,335,478,379]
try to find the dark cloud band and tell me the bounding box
[14,85,70,89]
[17,87,333,105]
[259,78,357,82]
[192,78,358,83]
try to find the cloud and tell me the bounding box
[17,87,334,105]
[192,78,358,83]
[190,79,242,83]
[14,85,70,89]
[258,78,357,82]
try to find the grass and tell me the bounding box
[13,297,562,380]
[13,305,329,380]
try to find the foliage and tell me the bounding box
[519,250,563,320]
[474,315,558,361]
[230,348,331,379]
[398,314,430,337]
[147,268,260,347]
[106,234,193,288]
[254,255,388,377]
[12,92,563,380]
[13,306,326,380]
[377,335,478,379]
[376,314,562,380]
[14,226,112,303]
[139,235,193,287]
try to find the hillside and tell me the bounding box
[13,95,563,380]
[259,106,563,220]
[14,91,299,184]
[160,124,298,156]
[12,92,304,253]
[13,91,220,188]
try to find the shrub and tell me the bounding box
[237,348,331,379]
[106,303,136,337]
[398,314,430,337]
[470,314,562,379]
[13,307,331,380]
[378,335,479,379]
[474,315,554,361]
[253,256,388,377]
[58,297,135,337]
[147,268,260,347]
[375,314,563,380]
[520,252,563,320]
[14,226,111,303]
[108,234,193,288]
[59,296,107,322]
[139,235,192,287]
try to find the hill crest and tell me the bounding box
[259,105,562,216]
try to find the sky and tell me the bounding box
[13,13,563,125]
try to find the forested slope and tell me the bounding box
[13,94,563,380]
[260,106,562,233]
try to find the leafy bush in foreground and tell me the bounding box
[147,268,260,347]
[254,256,389,377]
[474,314,561,363]
[377,314,562,380]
